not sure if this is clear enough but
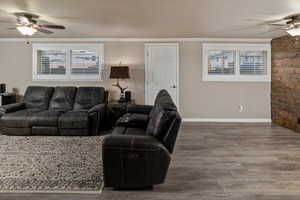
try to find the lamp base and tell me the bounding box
[118,93,126,103]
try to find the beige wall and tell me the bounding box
[0,40,271,119]
[180,42,271,119]
[0,42,145,103]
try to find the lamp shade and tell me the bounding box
[110,66,130,79]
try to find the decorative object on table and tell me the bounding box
[109,66,130,103]
[0,83,6,93]
[0,93,16,106]
[0,135,104,193]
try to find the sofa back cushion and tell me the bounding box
[146,105,181,153]
[49,87,77,111]
[23,86,54,109]
[150,90,176,118]
[146,104,166,138]
[146,89,181,153]
[73,87,105,110]
[146,103,175,136]
[161,111,181,153]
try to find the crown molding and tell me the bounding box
[0,37,272,43]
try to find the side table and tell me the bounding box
[106,100,135,129]
[0,93,17,106]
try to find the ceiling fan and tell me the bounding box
[4,12,65,36]
[260,13,300,36]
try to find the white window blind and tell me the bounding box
[239,50,267,75]
[203,43,271,82]
[32,43,104,81]
[71,50,99,74]
[208,50,235,75]
[37,50,66,75]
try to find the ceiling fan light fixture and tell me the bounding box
[286,28,300,36]
[16,25,37,36]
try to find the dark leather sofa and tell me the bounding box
[0,86,107,136]
[102,90,181,188]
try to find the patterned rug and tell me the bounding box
[0,135,104,193]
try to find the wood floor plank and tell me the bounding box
[2,123,300,200]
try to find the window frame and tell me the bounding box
[32,43,104,81]
[202,43,271,82]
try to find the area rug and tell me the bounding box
[0,135,104,193]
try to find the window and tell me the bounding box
[33,43,104,81]
[203,43,271,82]
[208,50,235,75]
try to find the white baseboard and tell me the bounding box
[182,118,272,123]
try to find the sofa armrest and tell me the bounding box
[88,104,106,134]
[0,103,25,115]
[126,104,153,115]
[88,103,106,114]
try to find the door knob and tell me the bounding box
[171,85,177,88]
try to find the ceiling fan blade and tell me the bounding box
[7,27,16,30]
[259,27,284,35]
[39,25,65,29]
[269,23,286,27]
[14,12,39,19]
[245,18,286,25]
[269,26,285,32]
[284,13,300,20]
[36,28,53,34]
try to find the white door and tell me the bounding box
[145,43,179,107]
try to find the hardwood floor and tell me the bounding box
[2,123,300,200]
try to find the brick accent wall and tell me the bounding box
[272,36,300,132]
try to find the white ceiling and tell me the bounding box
[0,0,299,38]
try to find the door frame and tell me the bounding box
[144,43,179,109]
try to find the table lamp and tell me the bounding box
[110,66,130,103]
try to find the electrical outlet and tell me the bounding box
[238,105,244,112]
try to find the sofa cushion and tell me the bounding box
[112,126,146,136]
[146,104,164,137]
[112,126,126,135]
[116,113,149,128]
[49,87,77,111]
[73,87,105,110]
[23,86,54,109]
[146,104,173,139]
[31,110,64,127]
[150,90,176,118]
[156,90,177,109]
[59,110,89,129]
[0,109,42,128]
[60,128,89,136]
[124,128,147,136]
[32,126,58,136]
[1,127,32,136]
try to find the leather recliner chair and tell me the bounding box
[0,86,107,136]
[102,90,181,188]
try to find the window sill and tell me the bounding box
[202,77,271,82]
